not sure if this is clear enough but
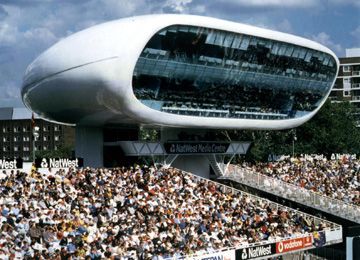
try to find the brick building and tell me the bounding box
[329,48,360,123]
[0,107,75,161]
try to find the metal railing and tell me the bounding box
[222,165,360,223]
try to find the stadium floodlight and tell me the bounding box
[32,126,40,161]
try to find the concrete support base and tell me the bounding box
[172,155,211,179]
[75,126,103,167]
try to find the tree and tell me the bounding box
[243,101,360,161]
[295,100,360,155]
[35,145,73,159]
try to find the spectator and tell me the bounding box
[235,155,360,206]
[0,165,332,259]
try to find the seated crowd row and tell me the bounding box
[235,156,360,206]
[0,166,330,259]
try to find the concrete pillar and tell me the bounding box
[75,126,103,167]
[172,155,210,179]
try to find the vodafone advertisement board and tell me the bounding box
[276,236,313,254]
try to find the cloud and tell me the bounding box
[163,0,193,13]
[223,0,316,8]
[350,26,360,46]
[311,32,343,54]
[328,0,360,7]
[276,19,294,33]
[0,4,7,19]
[0,23,19,45]
[24,27,57,44]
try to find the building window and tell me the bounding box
[2,127,5,133]
[54,145,58,151]
[23,136,30,142]
[43,136,47,141]
[55,136,60,141]
[14,136,18,142]
[23,156,29,161]
[23,146,30,151]
[3,137,8,142]
[14,146,18,152]
[344,91,350,97]
[343,65,350,72]
[43,146,47,151]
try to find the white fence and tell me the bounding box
[222,165,360,224]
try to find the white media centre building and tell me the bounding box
[21,14,339,169]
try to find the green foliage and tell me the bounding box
[139,128,160,141]
[295,100,360,155]
[242,101,360,161]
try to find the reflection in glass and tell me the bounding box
[133,25,337,120]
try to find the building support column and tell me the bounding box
[75,126,103,167]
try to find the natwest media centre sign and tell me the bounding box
[164,142,230,154]
[276,236,313,254]
[35,158,84,168]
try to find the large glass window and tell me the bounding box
[133,25,337,120]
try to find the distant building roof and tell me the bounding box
[0,107,39,120]
[346,48,360,58]
[12,108,33,120]
[0,107,13,120]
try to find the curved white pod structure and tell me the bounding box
[22,14,339,130]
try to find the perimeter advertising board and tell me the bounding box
[236,243,276,259]
[276,235,312,254]
[35,158,83,168]
[193,250,235,260]
[0,158,23,170]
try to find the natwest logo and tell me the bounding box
[0,158,23,169]
[237,244,275,260]
[35,158,84,168]
[276,236,313,254]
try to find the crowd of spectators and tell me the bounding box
[0,165,330,259]
[235,156,360,206]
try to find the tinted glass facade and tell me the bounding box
[133,25,337,120]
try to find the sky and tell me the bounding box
[0,0,359,107]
